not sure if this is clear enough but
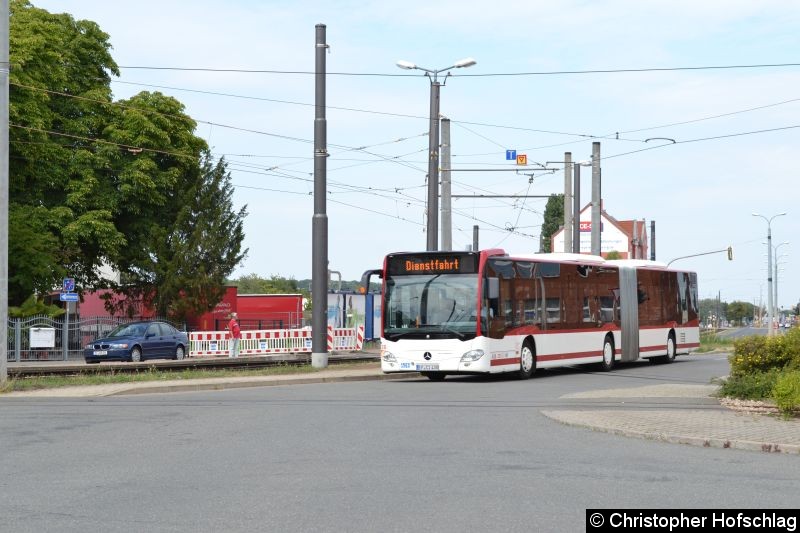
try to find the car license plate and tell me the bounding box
[416,363,439,371]
[93,350,107,356]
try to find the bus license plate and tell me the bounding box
[93,350,108,356]
[416,363,439,371]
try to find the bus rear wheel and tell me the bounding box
[517,340,536,380]
[652,333,677,364]
[423,372,446,381]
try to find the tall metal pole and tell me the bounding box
[572,163,581,254]
[472,225,479,252]
[426,80,441,251]
[563,152,572,253]
[311,24,329,368]
[441,117,451,251]
[0,0,9,383]
[590,142,601,256]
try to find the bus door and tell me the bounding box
[618,265,640,362]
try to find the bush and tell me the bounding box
[729,328,800,376]
[772,370,800,417]
[718,369,782,400]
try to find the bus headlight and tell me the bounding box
[460,349,485,362]
[382,351,397,363]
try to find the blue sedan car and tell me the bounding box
[84,321,189,363]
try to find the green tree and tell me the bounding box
[145,155,248,320]
[727,300,754,326]
[8,2,248,319]
[9,0,122,302]
[235,274,307,298]
[540,194,564,253]
[605,250,622,260]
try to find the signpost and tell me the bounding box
[60,277,76,360]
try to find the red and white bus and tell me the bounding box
[366,249,699,381]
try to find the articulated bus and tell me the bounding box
[365,249,699,381]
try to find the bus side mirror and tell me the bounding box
[487,277,499,300]
[727,246,733,261]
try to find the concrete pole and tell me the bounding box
[766,225,773,336]
[441,118,451,251]
[563,152,572,253]
[1,0,9,383]
[650,220,656,260]
[572,164,580,254]
[311,24,329,367]
[774,258,778,321]
[591,142,601,256]
[426,80,441,251]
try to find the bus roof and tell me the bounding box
[507,252,607,265]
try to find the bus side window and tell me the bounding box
[545,297,560,323]
[599,296,615,322]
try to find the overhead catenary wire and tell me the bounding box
[112,62,800,76]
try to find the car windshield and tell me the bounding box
[384,273,478,341]
[106,323,147,338]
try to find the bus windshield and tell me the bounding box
[384,273,478,341]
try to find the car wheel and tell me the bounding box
[131,346,142,363]
[175,345,185,360]
[517,339,536,379]
[599,335,615,371]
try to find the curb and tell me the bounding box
[106,371,419,396]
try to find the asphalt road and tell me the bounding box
[1,354,797,533]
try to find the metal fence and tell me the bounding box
[6,315,183,362]
[212,312,307,332]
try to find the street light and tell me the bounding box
[752,212,787,335]
[397,57,476,250]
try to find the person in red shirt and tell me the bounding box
[227,312,241,358]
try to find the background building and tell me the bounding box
[551,203,649,259]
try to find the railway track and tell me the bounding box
[8,354,380,379]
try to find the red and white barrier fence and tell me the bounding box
[189,325,364,357]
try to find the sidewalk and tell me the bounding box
[1,362,408,398]
[4,363,799,455]
[542,383,800,455]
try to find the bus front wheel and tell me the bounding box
[517,340,536,380]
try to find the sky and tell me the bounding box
[32,0,800,313]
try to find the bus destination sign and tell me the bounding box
[388,253,478,275]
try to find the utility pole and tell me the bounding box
[563,152,572,253]
[441,117,452,251]
[650,220,656,260]
[472,225,479,252]
[311,24,329,368]
[591,142,601,256]
[426,81,441,251]
[572,163,581,254]
[1,0,9,383]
